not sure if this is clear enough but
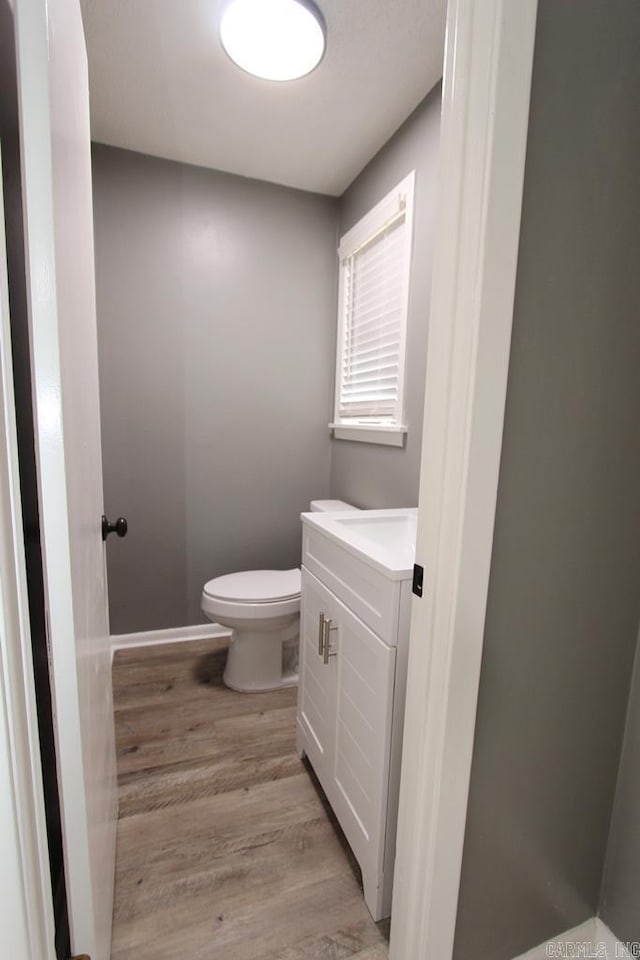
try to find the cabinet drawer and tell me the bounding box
[302,524,401,645]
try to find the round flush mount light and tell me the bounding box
[220,0,326,82]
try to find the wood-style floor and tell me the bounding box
[111,638,389,960]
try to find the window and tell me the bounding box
[330,171,415,446]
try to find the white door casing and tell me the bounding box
[13,0,118,957]
[0,140,57,960]
[389,1,538,958]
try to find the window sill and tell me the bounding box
[329,423,408,447]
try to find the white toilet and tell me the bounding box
[201,500,357,692]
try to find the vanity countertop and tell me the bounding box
[300,508,417,580]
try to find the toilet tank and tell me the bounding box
[309,499,360,512]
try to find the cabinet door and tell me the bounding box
[331,595,396,899]
[297,568,336,782]
[298,567,396,916]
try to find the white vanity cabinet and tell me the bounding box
[296,517,414,921]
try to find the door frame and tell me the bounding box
[9,0,116,955]
[389,1,538,958]
[0,140,56,959]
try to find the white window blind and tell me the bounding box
[333,172,415,439]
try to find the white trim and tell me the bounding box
[111,622,233,654]
[329,423,407,447]
[389,1,538,959]
[512,918,631,960]
[14,0,103,951]
[0,141,56,959]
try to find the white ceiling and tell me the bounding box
[80,0,446,197]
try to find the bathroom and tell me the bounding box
[2,1,640,960]
[88,0,443,954]
[91,56,442,641]
[88,0,640,955]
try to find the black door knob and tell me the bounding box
[102,515,128,541]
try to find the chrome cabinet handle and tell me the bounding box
[322,617,338,665]
[318,612,326,655]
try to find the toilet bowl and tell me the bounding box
[202,569,301,693]
[201,499,358,692]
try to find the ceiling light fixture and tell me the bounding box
[220,0,326,82]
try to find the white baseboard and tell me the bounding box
[111,622,233,656]
[514,917,630,960]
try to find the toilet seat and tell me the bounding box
[201,568,301,622]
[203,569,300,603]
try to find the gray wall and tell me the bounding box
[93,87,441,633]
[453,1,640,958]
[600,624,640,941]
[329,87,441,509]
[92,145,338,632]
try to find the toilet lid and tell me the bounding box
[203,569,301,603]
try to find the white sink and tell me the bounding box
[300,508,417,578]
[333,513,417,552]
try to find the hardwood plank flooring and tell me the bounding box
[111,638,389,960]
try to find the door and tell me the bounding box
[333,594,395,905]
[13,1,118,958]
[298,567,336,776]
[0,2,70,952]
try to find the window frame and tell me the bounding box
[330,170,416,447]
